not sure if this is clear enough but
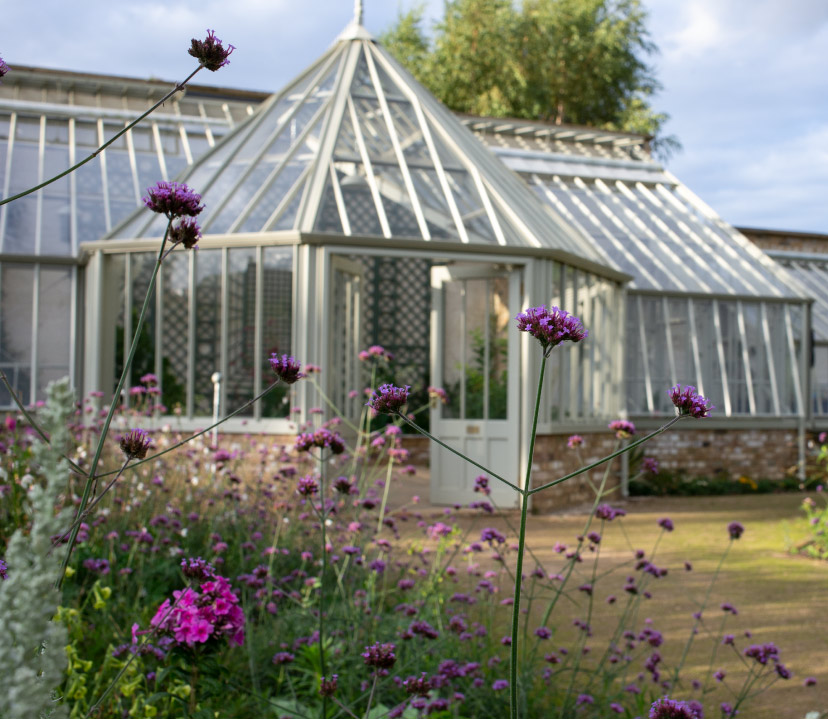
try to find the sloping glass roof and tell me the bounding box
[107,31,612,269]
[472,123,804,300]
[771,254,828,341]
[0,68,261,257]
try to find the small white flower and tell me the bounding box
[325,518,333,527]
[180,528,188,537]
[283,517,290,524]
[191,476,199,486]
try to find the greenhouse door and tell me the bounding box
[430,264,521,507]
[328,256,364,424]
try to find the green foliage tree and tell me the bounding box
[380,0,680,158]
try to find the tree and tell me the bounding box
[380,0,679,158]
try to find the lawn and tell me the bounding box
[428,492,827,719]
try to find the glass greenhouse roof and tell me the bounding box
[771,254,828,342]
[0,67,263,257]
[108,33,612,271]
[472,122,805,300]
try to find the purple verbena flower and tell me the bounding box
[404,673,432,696]
[658,517,674,532]
[515,305,588,356]
[643,456,659,474]
[319,674,338,697]
[188,29,235,71]
[120,428,152,460]
[727,521,745,540]
[181,557,216,582]
[143,181,204,218]
[609,419,636,439]
[0,57,9,83]
[0,558,7,580]
[296,476,319,497]
[366,384,410,414]
[595,503,626,521]
[668,384,714,418]
[268,354,305,384]
[567,434,584,448]
[169,217,201,249]
[492,679,509,691]
[649,696,700,719]
[362,642,396,670]
[272,652,295,665]
[576,694,594,706]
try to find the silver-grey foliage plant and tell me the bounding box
[0,380,72,719]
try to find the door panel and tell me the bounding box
[430,263,520,507]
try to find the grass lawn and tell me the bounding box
[416,492,826,718]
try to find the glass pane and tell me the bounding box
[442,279,464,419]
[36,266,72,399]
[226,249,256,415]
[487,276,510,420]
[193,250,222,415]
[160,252,189,413]
[814,345,828,416]
[0,263,34,406]
[260,247,293,418]
[119,253,158,402]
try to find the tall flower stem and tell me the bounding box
[317,452,329,718]
[0,69,202,207]
[509,355,547,719]
[671,539,734,685]
[57,220,172,588]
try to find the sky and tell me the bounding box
[3,0,827,234]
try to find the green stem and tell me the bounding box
[672,540,733,685]
[1,67,203,207]
[375,455,395,535]
[510,355,546,719]
[528,416,683,496]
[394,412,521,493]
[57,220,172,589]
[318,453,329,719]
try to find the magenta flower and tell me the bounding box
[366,384,410,414]
[143,181,204,218]
[120,428,152,460]
[668,384,714,418]
[188,29,235,71]
[296,476,319,497]
[0,558,8,580]
[427,386,448,404]
[649,697,702,719]
[150,574,245,647]
[516,305,587,356]
[567,434,584,448]
[492,679,509,691]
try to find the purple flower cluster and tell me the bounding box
[150,574,245,647]
[0,557,7,580]
[294,428,345,455]
[362,641,397,670]
[143,181,204,219]
[358,345,393,361]
[595,504,626,521]
[120,428,152,460]
[188,29,235,72]
[169,217,202,250]
[609,419,636,439]
[366,384,410,414]
[181,557,216,582]
[728,521,745,540]
[269,354,305,384]
[0,57,9,83]
[648,697,703,719]
[668,384,714,418]
[567,434,584,448]
[515,305,588,356]
[319,674,338,697]
[296,476,319,497]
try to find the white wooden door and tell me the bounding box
[430,263,521,507]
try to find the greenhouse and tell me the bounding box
[0,17,820,504]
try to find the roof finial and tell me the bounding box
[354,0,363,25]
